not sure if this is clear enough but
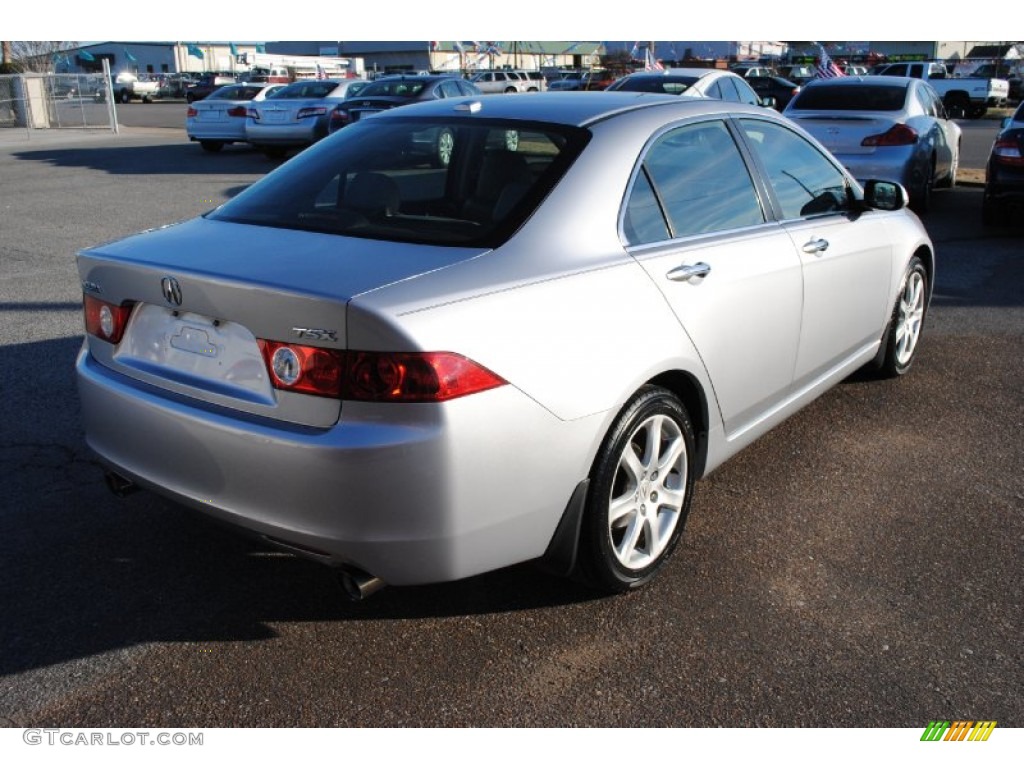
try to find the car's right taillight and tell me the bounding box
[862,123,918,147]
[328,108,350,132]
[992,136,1024,166]
[344,351,506,403]
[227,106,247,118]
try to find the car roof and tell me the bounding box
[362,90,754,127]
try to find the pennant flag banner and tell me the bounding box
[256,43,266,54]
[124,48,137,63]
[230,42,239,56]
[80,50,95,62]
[187,44,204,59]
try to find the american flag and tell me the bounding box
[316,63,326,80]
[645,48,663,72]
[815,44,845,79]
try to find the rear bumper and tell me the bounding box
[76,346,595,585]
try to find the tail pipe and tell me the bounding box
[335,566,386,601]
[104,471,139,498]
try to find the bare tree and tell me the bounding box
[2,41,79,73]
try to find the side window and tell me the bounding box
[624,120,765,245]
[717,77,740,102]
[440,80,461,98]
[739,119,850,219]
[704,80,724,99]
[734,79,761,105]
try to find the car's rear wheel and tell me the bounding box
[200,141,223,153]
[878,256,928,378]
[911,163,934,214]
[578,386,695,593]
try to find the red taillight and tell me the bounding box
[227,105,247,118]
[255,344,506,402]
[862,123,918,147]
[992,137,1024,166]
[83,295,134,344]
[258,340,344,398]
[344,351,505,403]
[296,106,327,120]
[328,109,350,130]
[187,106,197,118]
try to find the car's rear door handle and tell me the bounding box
[802,238,829,254]
[667,262,712,281]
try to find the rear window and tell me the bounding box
[610,76,697,95]
[790,84,908,111]
[358,79,430,98]
[208,117,589,248]
[269,82,341,99]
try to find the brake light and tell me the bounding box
[862,124,918,147]
[187,106,197,118]
[328,108,350,131]
[992,137,1024,166]
[258,340,344,398]
[83,295,134,344]
[296,106,327,120]
[227,105,247,118]
[255,344,506,402]
[344,351,506,402]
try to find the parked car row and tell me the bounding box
[983,101,1024,226]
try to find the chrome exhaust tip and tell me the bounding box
[335,566,386,601]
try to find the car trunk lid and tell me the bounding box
[790,114,900,156]
[78,217,487,427]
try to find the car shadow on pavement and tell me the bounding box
[12,142,274,178]
[0,336,605,678]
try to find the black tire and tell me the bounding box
[877,256,928,378]
[261,146,286,159]
[200,141,223,153]
[577,386,695,593]
[118,89,131,104]
[910,163,933,215]
[944,93,968,119]
[967,105,987,119]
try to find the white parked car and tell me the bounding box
[186,83,285,152]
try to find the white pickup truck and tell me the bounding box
[874,61,1009,118]
[95,72,160,104]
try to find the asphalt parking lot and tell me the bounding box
[0,118,1021,729]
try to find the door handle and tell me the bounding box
[802,238,829,254]
[666,262,712,282]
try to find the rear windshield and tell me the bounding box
[358,79,431,98]
[790,84,908,111]
[611,76,698,95]
[209,85,265,100]
[269,82,341,99]
[208,117,589,248]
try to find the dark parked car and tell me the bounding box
[746,75,802,111]
[983,103,1024,227]
[185,73,238,103]
[326,74,482,165]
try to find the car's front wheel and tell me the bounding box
[878,256,928,378]
[200,141,223,153]
[578,386,695,593]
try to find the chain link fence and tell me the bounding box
[0,69,116,137]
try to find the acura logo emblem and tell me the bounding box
[161,276,183,307]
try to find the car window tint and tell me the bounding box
[440,80,461,98]
[626,120,764,244]
[734,79,761,105]
[624,170,670,244]
[704,80,723,99]
[717,77,740,101]
[739,119,850,219]
[790,84,908,111]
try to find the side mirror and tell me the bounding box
[863,180,908,211]
[760,95,777,109]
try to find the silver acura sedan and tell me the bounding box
[77,93,934,598]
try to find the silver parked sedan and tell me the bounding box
[186,83,285,152]
[783,75,961,213]
[76,93,934,598]
[245,78,369,157]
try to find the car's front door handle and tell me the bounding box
[667,262,712,282]
[802,238,829,254]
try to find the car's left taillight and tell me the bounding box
[862,123,918,147]
[186,106,198,118]
[83,295,134,345]
[227,105,248,118]
[328,108,350,133]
